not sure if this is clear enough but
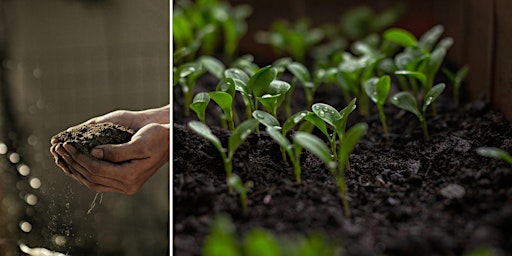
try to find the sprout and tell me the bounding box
[306,99,357,161]
[286,61,315,111]
[266,126,303,183]
[391,83,446,141]
[363,75,391,136]
[443,65,469,106]
[257,80,291,118]
[476,147,512,166]
[228,174,253,215]
[188,119,259,191]
[293,122,367,217]
[190,92,211,123]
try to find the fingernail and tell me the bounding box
[91,148,103,159]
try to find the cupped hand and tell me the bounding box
[50,123,170,194]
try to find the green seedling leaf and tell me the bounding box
[266,126,290,149]
[418,24,444,51]
[231,54,259,75]
[375,75,391,106]
[423,83,445,112]
[476,147,512,165]
[304,112,329,139]
[202,215,239,256]
[337,98,357,138]
[243,230,280,256]
[282,110,309,136]
[216,77,236,97]
[286,62,311,83]
[390,91,420,118]
[179,62,203,78]
[252,110,280,128]
[247,66,277,98]
[209,91,233,113]
[384,28,418,48]
[426,48,446,79]
[190,92,211,123]
[293,132,336,169]
[272,57,292,75]
[436,37,453,52]
[228,119,259,157]
[311,103,342,128]
[199,56,226,79]
[224,68,250,94]
[188,121,224,156]
[257,94,281,115]
[394,70,427,87]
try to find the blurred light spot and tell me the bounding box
[20,221,32,232]
[17,164,30,176]
[30,178,42,189]
[0,143,7,154]
[27,135,38,146]
[25,194,38,206]
[33,68,43,78]
[53,235,67,246]
[36,99,45,109]
[16,180,28,191]
[9,153,20,164]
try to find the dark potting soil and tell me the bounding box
[173,80,512,255]
[52,122,134,155]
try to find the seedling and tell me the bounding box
[307,99,357,161]
[285,61,314,110]
[476,147,512,166]
[188,119,259,190]
[363,75,391,136]
[390,83,446,141]
[257,80,291,118]
[175,56,225,116]
[293,122,367,217]
[228,174,253,215]
[190,92,211,123]
[255,18,324,62]
[443,65,469,106]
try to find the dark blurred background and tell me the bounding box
[0,0,169,255]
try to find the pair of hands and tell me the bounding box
[50,106,170,194]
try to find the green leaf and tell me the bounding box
[394,70,427,87]
[266,126,291,150]
[426,48,446,79]
[390,91,420,118]
[423,83,445,112]
[266,80,291,95]
[304,112,329,139]
[188,121,224,155]
[336,98,357,139]
[257,94,280,114]
[384,28,418,48]
[202,215,239,256]
[190,92,211,123]
[286,62,311,83]
[338,123,368,168]
[228,119,259,157]
[224,68,250,94]
[282,110,309,136]
[293,132,335,168]
[363,77,379,103]
[252,110,280,128]
[243,230,280,256]
[216,77,236,97]
[476,147,512,165]
[209,91,233,114]
[311,103,342,128]
[179,62,203,78]
[247,66,277,98]
[199,56,226,79]
[228,174,252,193]
[418,24,444,51]
[376,75,391,106]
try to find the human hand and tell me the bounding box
[50,123,169,194]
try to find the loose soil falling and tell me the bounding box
[173,82,512,255]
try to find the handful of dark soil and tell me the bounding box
[52,122,135,155]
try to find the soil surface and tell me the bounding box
[52,122,134,155]
[173,79,512,255]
